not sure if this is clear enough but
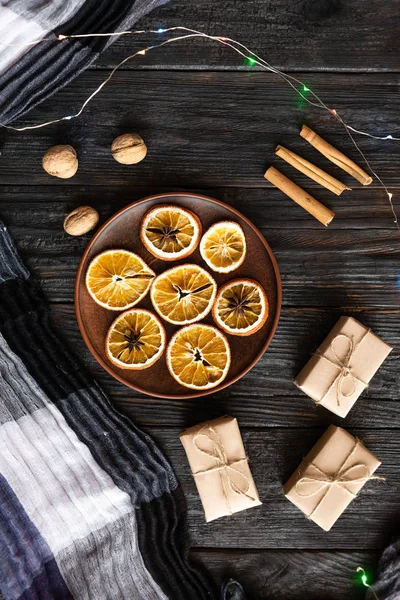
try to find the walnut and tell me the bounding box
[111,133,147,165]
[42,145,78,179]
[63,206,99,236]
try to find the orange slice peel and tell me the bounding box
[140,204,202,261]
[212,278,269,336]
[86,249,155,310]
[167,323,231,389]
[150,263,217,325]
[200,221,246,273]
[106,308,166,369]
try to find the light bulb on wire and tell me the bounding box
[357,567,380,600]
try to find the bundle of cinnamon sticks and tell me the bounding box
[264,125,372,226]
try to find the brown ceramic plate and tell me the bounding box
[75,193,281,399]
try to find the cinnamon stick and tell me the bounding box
[275,145,351,196]
[300,125,372,186]
[264,166,335,226]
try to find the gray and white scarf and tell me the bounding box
[0,0,168,124]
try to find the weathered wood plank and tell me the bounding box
[193,549,377,600]
[1,72,399,188]
[93,0,400,73]
[149,426,399,549]
[47,304,399,428]
[8,225,398,307]
[0,185,397,229]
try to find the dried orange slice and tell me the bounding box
[140,205,202,261]
[150,264,217,325]
[200,221,246,273]
[86,249,155,311]
[167,324,231,389]
[212,279,269,336]
[106,308,166,369]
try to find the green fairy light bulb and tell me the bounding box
[356,567,379,600]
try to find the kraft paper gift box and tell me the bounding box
[180,415,262,522]
[284,425,383,532]
[294,316,392,418]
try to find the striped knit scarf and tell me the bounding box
[0,221,216,599]
[0,0,169,124]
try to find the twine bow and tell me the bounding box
[192,424,256,516]
[295,440,385,519]
[314,330,370,406]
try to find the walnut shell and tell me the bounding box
[111,133,147,165]
[42,145,78,179]
[64,206,99,236]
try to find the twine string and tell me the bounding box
[295,440,385,519]
[313,330,370,406]
[192,424,256,515]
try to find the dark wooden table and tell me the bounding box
[1,2,399,598]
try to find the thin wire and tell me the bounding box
[0,27,169,47]
[333,111,399,228]
[59,30,147,39]
[217,37,325,111]
[0,25,398,227]
[0,32,216,131]
[357,567,380,600]
[0,25,192,47]
[346,126,400,141]
[60,26,186,39]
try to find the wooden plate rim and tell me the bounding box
[74,192,282,399]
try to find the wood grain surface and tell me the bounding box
[194,549,377,600]
[95,0,400,72]
[1,73,399,188]
[1,1,399,598]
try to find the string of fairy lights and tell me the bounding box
[0,24,398,231]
